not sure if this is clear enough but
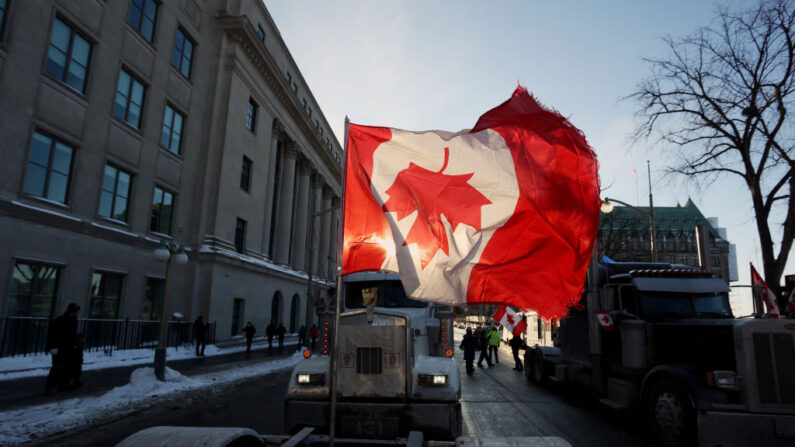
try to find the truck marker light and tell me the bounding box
[303,349,311,358]
[445,349,453,357]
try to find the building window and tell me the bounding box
[8,261,60,317]
[23,131,74,204]
[150,186,174,234]
[240,156,252,192]
[291,83,297,94]
[246,98,257,132]
[0,0,8,39]
[46,17,91,93]
[302,98,307,110]
[308,108,312,118]
[160,104,184,154]
[235,218,247,253]
[98,164,131,222]
[128,0,157,42]
[315,120,319,129]
[285,71,291,84]
[113,68,145,128]
[231,298,244,336]
[89,271,123,319]
[171,27,194,78]
[712,255,721,267]
[141,277,164,320]
[256,24,265,41]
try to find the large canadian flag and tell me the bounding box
[342,87,600,320]
[751,264,780,318]
[492,305,529,336]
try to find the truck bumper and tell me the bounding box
[698,411,795,447]
[285,399,462,440]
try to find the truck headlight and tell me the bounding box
[296,373,324,385]
[713,371,737,389]
[418,374,447,386]
[706,370,737,389]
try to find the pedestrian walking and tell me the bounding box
[297,325,306,350]
[194,316,206,356]
[310,324,319,350]
[459,327,479,375]
[68,332,85,389]
[266,322,275,355]
[487,326,501,364]
[277,323,286,354]
[243,322,256,358]
[477,327,492,368]
[510,333,524,371]
[44,302,80,395]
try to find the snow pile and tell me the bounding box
[0,335,297,380]
[0,352,302,446]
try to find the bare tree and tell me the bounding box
[630,0,795,301]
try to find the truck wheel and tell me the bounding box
[646,377,696,447]
[525,349,535,382]
[532,350,546,384]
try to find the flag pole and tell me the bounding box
[329,117,350,446]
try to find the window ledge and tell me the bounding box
[96,216,131,228]
[158,145,183,162]
[39,74,89,107]
[110,117,143,138]
[20,194,72,211]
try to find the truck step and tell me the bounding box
[598,398,628,409]
[547,376,565,382]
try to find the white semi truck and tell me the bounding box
[284,271,462,440]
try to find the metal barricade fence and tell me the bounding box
[0,317,216,358]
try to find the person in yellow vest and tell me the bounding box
[487,326,501,364]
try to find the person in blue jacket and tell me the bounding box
[459,327,479,375]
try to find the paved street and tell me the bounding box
[455,338,652,446]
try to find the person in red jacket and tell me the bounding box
[310,324,319,350]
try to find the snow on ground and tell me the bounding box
[0,335,297,380]
[0,352,302,446]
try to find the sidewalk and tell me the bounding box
[0,335,304,411]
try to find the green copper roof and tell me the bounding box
[599,198,724,240]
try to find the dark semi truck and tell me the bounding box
[525,261,795,447]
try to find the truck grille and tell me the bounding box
[753,333,795,405]
[356,347,382,374]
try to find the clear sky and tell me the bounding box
[263,0,792,315]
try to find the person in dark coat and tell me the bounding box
[297,325,306,350]
[459,327,479,375]
[266,323,275,354]
[310,324,319,350]
[477,326,493,368]
[45,302,80,395]
[243,322,256,358]
[277,323,286,354]
[510,333,524,371]
[68,332,85,389]
[194,316,206,356]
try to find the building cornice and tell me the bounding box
[215,15,342,188]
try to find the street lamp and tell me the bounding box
[153,240,188,381]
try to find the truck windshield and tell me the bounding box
[639,292,732,318]
[346,281,428,308]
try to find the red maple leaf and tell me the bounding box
[506,314,515,325]
[382,147,492,269]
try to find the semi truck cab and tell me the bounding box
[526,262,795,447]
[285,271,462,439]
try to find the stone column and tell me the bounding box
[328,196,340,278]
[320,187,332,279]
[291,159,311,271]
[312,178,324,275]
[275,144,298,265]
[261,122,282,259]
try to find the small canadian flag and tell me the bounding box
[492,305,528,336]
[594,311,614,331]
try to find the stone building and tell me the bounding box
[0,0,342,342]
[597,199,735,282]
